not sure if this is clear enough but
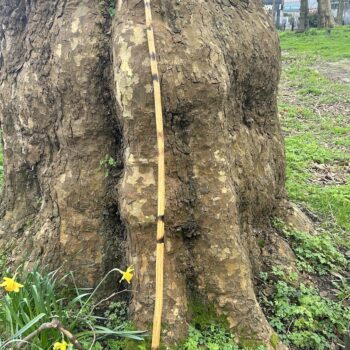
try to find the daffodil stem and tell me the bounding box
[72,268,121,329]
[15,319,84,350]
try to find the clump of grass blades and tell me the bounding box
[0,268,146,349]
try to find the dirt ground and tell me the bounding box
[317,59,350,83]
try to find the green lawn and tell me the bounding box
[279,27,350,238]
[256,27,350,350]
[279,26,350,60]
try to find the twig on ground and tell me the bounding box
[15,318,84,350]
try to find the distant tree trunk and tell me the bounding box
[276,4,281,29]
[337,0,345,23]
[318,0,336,27]
[272,0,277,25]
[299,0,310,31]
[0,0,294,348]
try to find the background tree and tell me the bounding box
[0,0,296,348]
[337,0,345,23]
[318,0,336,27]
[272,0,277,25]
[276,3,282,28]
[299,0,310,31]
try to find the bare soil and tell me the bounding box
[317,59,350,84]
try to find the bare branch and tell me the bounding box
[15,319,84,350]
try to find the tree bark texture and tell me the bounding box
[299,0,309,32]
[0,0,123,286]
[0,1,293,348]
[318,0,336,27]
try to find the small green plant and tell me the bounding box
[179,299,266,350]
[272,218,347,275]
[179,325,266,350]
[285,229,346,275]
[100,154,119,177]
[332,278,350,302]
[180,325,238,350]
[259,267,350,350]
[104,300,129,329]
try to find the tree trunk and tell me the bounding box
[0,0,123,285]
[299,0,310,32]
[337,0,345,24]
[272,0,277,26]
[0,0,294,348]
[318,0,336,27]
[276,4,281,29]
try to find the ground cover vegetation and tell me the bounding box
[259,26,350,350]
[279,27,350,242]
[0,27,349,350]
[0,267,145,349]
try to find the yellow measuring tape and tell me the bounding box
[143,1,165,349]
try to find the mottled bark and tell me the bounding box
[0,0,293,349]
[318,0,336,27]
[113,0,289,348]
[0,0,122,286]
[299,0,309,32]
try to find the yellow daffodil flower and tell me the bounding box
[119,266,134,284]
[0,277,23,293]
[53,341,69,350]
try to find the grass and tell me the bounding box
[265,26,350,349]
[279,26,350,60]
[279,27,350,241]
